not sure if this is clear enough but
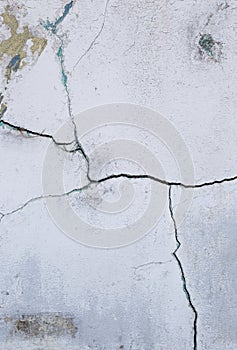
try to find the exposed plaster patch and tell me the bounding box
[191,2,231,63]
[0,6,47,83]
[198,33,222,62]
[4,313,78,339]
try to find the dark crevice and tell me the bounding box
[0,2,232,348]
[1,171,237,223]
[1,116,237,188]
[97,172,237,189]
[1,120,236,350]
[168,185,198,350]
[0,118,76,151]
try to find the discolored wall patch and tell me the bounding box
[4,313,78,339]
[0,5,47,83]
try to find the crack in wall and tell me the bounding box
[72,0,110,72]
[2,114,237,189]
[194,1,231,63]
[1,114,237,190]
[0,3,236,348]
[133,260,172,271]
[0,118,75,151]
[97,172,237,188]
[41,1,91,181]
[0,169,237,224]
[0,117,237,230]
[132,260,172,280]
[0,122,235,348]
[204,0,230,28]
[168,186,198,350]
[0,182,91,224]
[42,1,74,34]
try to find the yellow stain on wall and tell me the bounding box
[0,6,47,82]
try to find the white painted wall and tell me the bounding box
[0,1,236,349]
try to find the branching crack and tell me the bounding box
[1,3,236,348]
[55,35,91,176]
[1,118,237,350]
[1,172,237,224]
[41,2,91,180]
[1,119,236,350]
[168,186,198,350]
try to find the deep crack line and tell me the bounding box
[97,172,237,189]
[0,118,76,152]
[168,185,198,350]
[1,172,237,224]
[1,116,237,188]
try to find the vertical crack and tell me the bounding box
[168,185,198,349]
[41,2,91,181]
[55,36,91,181]
[72,0,110,71]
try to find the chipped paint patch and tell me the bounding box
[0,93,7,118]
[42,1,74,34]
[198,33,222,62]
[4,313,78,339]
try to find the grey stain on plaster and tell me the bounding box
[4,313,78,339]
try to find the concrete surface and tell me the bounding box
[0,0,237,349]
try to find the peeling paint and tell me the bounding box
[42,1,74,34]
[198,33,222,61]
[0,6,47,82]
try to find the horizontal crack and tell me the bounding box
[133,260,172,271]
[132,260,172,281]
[0,183,91,223]
[0,118,78,152]
[98,172,237,189]
[1,118,237,188]
[1,171,237,223]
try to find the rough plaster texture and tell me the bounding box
[0,0,237,349]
